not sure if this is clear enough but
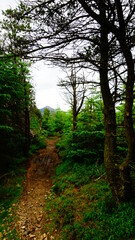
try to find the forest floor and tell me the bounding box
[12,136,59,240]
[1,136,135,239]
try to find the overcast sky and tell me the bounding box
[0,0,69,111]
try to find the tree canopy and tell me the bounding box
[1,0,135,203]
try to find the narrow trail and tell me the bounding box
[13,137,59,240]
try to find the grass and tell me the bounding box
[43,159,135,240]
[0,166,25,239]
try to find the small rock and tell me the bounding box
[29,234,36,238]
[22,221,26,226]
[37,218,41,223]
[23,230,29,236]
[35,227,40,231]
[40,233,47,240]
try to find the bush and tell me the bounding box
[29,134,46,155]
[57,129,104,165]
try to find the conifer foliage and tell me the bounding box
[0,56,32,171]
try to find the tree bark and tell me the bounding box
[100,20,119,203]
[23,74,30,156]
[118,42,135,200]
[73,79,77,131]
[24,106,30,156]
[100,5,133,202]
[114,0,134,200]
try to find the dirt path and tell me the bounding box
[13,137,59,240]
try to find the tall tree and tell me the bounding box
[58,67,87,130]
[1,6,33,155]
[99,3,119,201]
[77,0,135,201]
[0,56,32,169]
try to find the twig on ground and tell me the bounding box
[94,173,106,182]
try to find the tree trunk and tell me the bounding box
[73,76,77,131]
[73,111,77,131]
[24,106,30,156]
[100,7,133,202]
[100,20,120,203]
[24,76,30,156]
[78,0,134,202]
[118,42,135,200]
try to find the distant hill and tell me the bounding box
[39,106,55,115]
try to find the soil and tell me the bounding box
[13,137,59,240]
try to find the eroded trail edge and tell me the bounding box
[13,137,59,240]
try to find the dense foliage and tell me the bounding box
[56,96,104,165]
[29,105,46,154]
[41,108,71,136]
[0,57,33,171]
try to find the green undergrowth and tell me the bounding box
[29,134,46,155]
[0,166,25,239]
[44,159,135,240]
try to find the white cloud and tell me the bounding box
[31,62,69,111]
